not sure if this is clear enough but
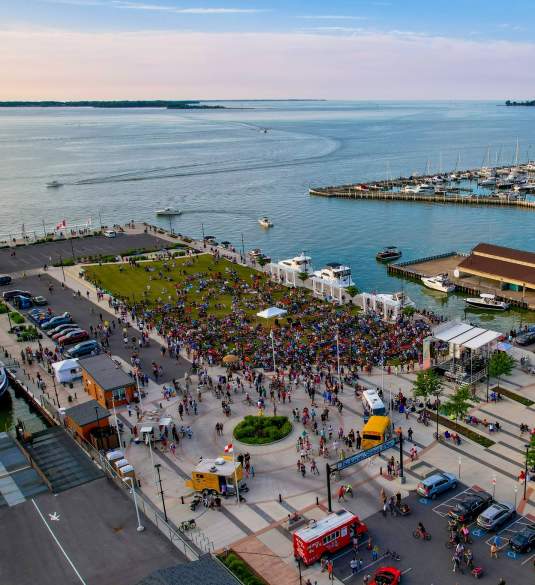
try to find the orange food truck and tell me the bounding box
[293,510,368,565]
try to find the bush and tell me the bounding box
[9,312,25,324]
[218,552,268,585]
[53,257,75,267]
[491,385,534,407]
[233,415,292,445]
[0,303,8,314]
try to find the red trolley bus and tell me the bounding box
[293,509,368,565]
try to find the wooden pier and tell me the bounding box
[387,252,534,309]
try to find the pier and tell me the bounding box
[388,252,535,309]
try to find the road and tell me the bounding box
[331,483,535,584]
[20,273,190,383]
[0,478,184,585]
[0,232,167,273]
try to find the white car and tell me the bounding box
[103,230,116,238]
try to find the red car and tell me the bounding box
[58,330,89,346]
[370,567,402,585]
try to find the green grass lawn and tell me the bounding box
[83,254,285,319]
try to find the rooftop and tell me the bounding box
[79,354,133,390]
[472,242,535,267]
[295,509,356,541]
[137,557,241,585]
[65,399,109,427]
[194,458,240,475]
[457,253,535,288]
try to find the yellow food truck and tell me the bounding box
[361,415,392,451]
[185,456,243,496]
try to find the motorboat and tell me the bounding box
[278,252,312,273]
[376,246,402,262]
[258,216,273,228]
[156,207,182,216]
[421,274,456,293]
[248,248,271,263]
[312,262,354,287]
[0,363,9,399]
[401,184,434,194]
[46,180,63,188]
[465,293,509,311]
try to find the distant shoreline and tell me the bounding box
[0,100,224,109]
[505,100,535,107]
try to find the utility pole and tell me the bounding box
[52,376,60,408]
[524,444,530,501]
[154,463,168,522]
[398,431,404,482]
[201,223,205,241]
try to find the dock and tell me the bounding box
[388,252,535,309]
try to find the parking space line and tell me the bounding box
[432,487,478,517]
[521,551,535,565]
[401,567,413,575]
[31,499,87,585]
[341,555,392,581]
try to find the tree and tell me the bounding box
[297,272,309,282]
[488,351,515,390]
[443,384,472,430]
[403,306,416,317]
[345,285,359,297]
[527,434,535,469]
[412,370,444,437]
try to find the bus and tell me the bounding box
[361,415,392,451]
[293,510,368,565]
[361,389,386,421]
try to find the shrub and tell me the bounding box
[53,257,75,267]
[233,415,292,445]
[218,552,268,585]
[9,312,25,324]
[0,303,8,314]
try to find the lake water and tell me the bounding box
[1,100,535,334]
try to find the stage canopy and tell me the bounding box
[432,321,501,350]
[256,307,288,319]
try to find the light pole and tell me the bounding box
[270,329,276,372]
[295,556,302,585]
[111,392,121,448]
[458,456,462,479]
[492,474,496,499]
[124,476,145,532]
[154,463,168,523]
[524,443,530,501]
[52,376,60,408]
[514,484,518,509]
[335,326,341,383]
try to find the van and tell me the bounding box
[361,389,386,420]
[103,230,116,238]
[361,416,392,450]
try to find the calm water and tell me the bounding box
[1,101,535,334]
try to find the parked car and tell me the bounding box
[48,322,78,337]
[58,330,89,346]
[370,566,401,585]
[13,295,33,310]
[66,340,100,358]
[516,331,535,346]
[448,492,493,523]
[32,296,48,306]
[28,310,52,324]
[477,501,515,531]
[2,290,31,301]
[0,275,12,286]
[41,313,72,330]
[103,230,116,238]
[52,327,81,341]
[509,527,535,553]
[417,472,458,499]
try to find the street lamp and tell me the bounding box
[154,463,168,522]
[492,474,497,499]
[295,556,302,585]
[335,326,341,384]
[123,476,145,532]
[514,484,518,509]
[458,456,462,479]
[94,405,101,449]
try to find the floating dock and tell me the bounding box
[388,252,534,309]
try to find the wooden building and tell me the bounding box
[456,242,535,292]
[79,354,136,408]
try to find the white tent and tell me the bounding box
[52,358,82,384]
[256,307,288,319]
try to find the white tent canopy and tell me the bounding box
[52,358,82,384]
[433,321,501,350]
[256,307,288,319]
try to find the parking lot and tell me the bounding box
[10,273,190,382]
[331,482,535,584]
[0,232,167,273]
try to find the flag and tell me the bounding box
[56,219,66,230]
[224,443,233,453]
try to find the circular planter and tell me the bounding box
[233,415,293,446]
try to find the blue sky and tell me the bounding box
[2,0,532,40]
[1,0,534,99]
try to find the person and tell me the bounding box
[350,558,358,574]
[490,543,498,559]
[407,427,413,442]
[416,521,427,538]
[338,485,346,502]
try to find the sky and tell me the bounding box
[0,0,534,99]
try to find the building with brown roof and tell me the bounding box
[456,242,535,291]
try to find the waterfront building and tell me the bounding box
[79,354,136,408]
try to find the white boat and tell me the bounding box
[374,291,415,310]
[278,252,312,273]
[401,183,435,194]
[312,263,354,287]
[0,362,9,399]
[421,274,456,293]
[156,207,182,216]
[248,248,271,262]
[258,216,273,228]
[46,180,63,188]
[465,293,509,311]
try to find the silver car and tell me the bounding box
[476,501,515,531]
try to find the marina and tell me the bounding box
[310,162,535,209]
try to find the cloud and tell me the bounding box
[1,28,534,100]
[40,0,267,13]
[299,15,369,21]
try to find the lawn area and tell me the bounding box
[83,254,286,319]
[233,416,292,445]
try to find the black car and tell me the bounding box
[510,527,535,553]
[2,289,31,301]
[0,275,12,286]
[516,331,535,346]
[448,492,493,523]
